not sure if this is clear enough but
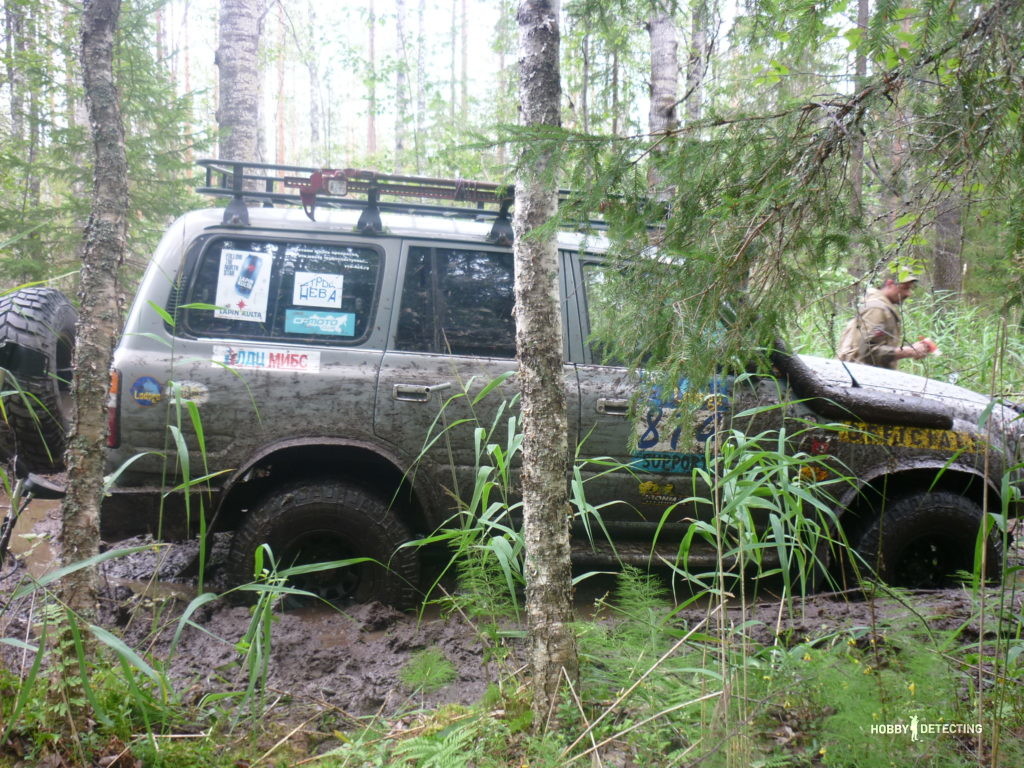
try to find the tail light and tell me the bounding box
[106,370,121,448]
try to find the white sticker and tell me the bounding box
[293,271,344,309]
[213,345,321,373]
[214,249,272,323]
[164,380,209,405]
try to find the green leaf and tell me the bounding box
[90,624,161,683]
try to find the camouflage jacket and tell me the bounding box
[837,287,904,369]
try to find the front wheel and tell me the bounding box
[854,491,1002,588]
[228,480,421,608]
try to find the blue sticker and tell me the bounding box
[284,309,355,336]
[630,452,706,474]
[130,376,163,406]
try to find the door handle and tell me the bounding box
[596,398,630,416]
[393,382,452,403]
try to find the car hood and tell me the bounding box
[798,354,1022,435]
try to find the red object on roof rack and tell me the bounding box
[282,168,511,221]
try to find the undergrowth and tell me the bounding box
[1,375,1022,767]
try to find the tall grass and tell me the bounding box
[2,320,1021,767]
[793,289,1024,399]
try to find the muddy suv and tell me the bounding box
[1,160,1021,603]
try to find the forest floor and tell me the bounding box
[1,497,1021,739]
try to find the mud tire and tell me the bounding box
[854,491,1002,588]
[228,480,421,608]
[0,288,77,473]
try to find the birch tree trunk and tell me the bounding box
[306,0,324,165]
[647,5,678,196]
[5,2,26,143]
[415,0,427,172]
[449,0,457,124]
[367,0,377,155]
[395,0,409,168]
[60,0,129,621]
[514,0,578,732]
[217,0,263,165]
[275,3,286,165]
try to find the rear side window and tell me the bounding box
[180,238,381,344]
[396,245,515,358]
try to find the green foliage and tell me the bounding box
[411,376,525,619]
[0,0,208,286]
[400,647,458,693]
[549,0,1024,399]
[664,421,850,605]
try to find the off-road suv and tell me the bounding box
[1,160,1021,603]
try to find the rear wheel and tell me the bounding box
[0,288,77,473]
[854,491,1002,588]
[228,480,421,608]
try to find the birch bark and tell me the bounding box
[514,0,578,731]
[60,0,129,622]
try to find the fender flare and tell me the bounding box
[833,456,998,521]
[212,435,446,528]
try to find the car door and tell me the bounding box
[374,242,580,528]
[568,255,730,543]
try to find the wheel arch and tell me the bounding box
[835,459,1001,536]
[212,437,445,537]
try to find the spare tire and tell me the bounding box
[0,287,77,473]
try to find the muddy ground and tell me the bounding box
[1,497,1022,729]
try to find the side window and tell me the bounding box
[180,238,381,344]
[396,245,516,358]
[581,262,623,366]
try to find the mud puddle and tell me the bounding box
[2,500,1022,726]
[3,495,60,579]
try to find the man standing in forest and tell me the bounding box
[837,273,934,369]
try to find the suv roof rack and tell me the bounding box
[197,159,519,244]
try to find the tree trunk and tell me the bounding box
[415,0,427,172]
[460,0,468,116]
[850,0,868,222]
[367,0,377,155]
[580,32,589,133]
[5,2,26,143]
[61,0,129,621]
[306,0,324,165]
[449,0,457,124]
[847,0,869,278]
[647,6,678,196]
[514,0,578,732]
[395,0,409,168]
[275,3,286,165]
[684,0,708,127]
[932,198,963,294]
[611,49,619,136]
[183,0,194,165]
[217,0,263,166]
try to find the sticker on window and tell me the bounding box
[284,309,356,336]
[214,249,272,322]
[213,345,321,373]
[293,271,344,309]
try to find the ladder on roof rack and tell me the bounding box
[196,158,518,244]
